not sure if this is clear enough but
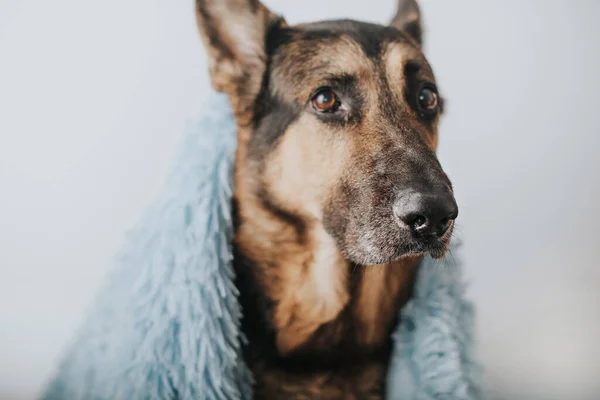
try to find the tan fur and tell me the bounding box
[266,114,351,218]
[354,257,420,346]
[383,42,440,149]
[274,226,350,354]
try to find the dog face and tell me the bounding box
[196,0,457,264]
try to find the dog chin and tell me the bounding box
[389,244,449,263]
[392,243,448,262]
[345,238,451,265]
[405,237,452,261]
[342,245,416,266]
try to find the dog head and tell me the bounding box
[196,0,457,263]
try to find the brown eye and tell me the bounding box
[418,87,438,111]
[311,88,340,113]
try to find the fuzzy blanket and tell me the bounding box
[42,92,480,400]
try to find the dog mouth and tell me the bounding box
[393,223,454,261]
[408,239,450,260]
[348,223,454,265]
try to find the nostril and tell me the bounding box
[406,214,429,233]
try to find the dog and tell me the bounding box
[195,0,457,398]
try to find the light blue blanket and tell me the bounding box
[42,93,481,400]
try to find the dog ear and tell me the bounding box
[390,0,423,46]
[195,0,283,114]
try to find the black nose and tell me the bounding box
[393,190,458,237]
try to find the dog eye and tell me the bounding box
[311,88,340,113]
[417,86,438,111]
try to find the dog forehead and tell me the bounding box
[270,31,373,94]
[274,20,413,69]
[294,19,411,56]
[269,21,430,101]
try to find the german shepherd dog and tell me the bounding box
[196,0,458,398]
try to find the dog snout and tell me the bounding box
[393,190,458,238]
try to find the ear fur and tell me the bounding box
[390,0,423,46]
[195,0,283,117]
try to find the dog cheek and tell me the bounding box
[322,181,368,260]
[322,193,349,249]
[334,204,388,264]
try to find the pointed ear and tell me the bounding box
[195,0,283,113]
[390,0,423,46]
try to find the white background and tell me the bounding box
[1,0,599,399]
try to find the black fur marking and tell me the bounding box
[255,187,307,241]
[300,20,409,59]
[233,246,279,357]
[231,196,241,232]
[297,28,341,42]
[249,23,302,158]
[249,96,301,158]
[402,21,423,46]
